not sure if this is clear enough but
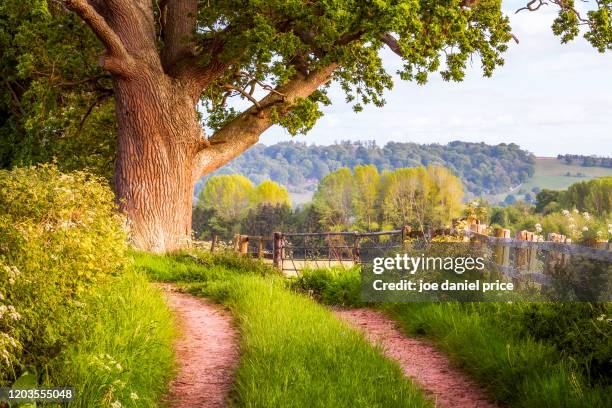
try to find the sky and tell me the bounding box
[258,1,612,157]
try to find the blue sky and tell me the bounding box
[259,1,612,157]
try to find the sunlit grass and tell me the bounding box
[292,267,612,408]
[45,269,176,408]
[136,251,433,408]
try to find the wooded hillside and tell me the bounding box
[204,140,536,196]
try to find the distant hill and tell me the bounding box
[500,157,612,203]
[197,141,536,198]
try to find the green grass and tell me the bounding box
[486,158,612,203]
[136,251,433,408]
[292,267,612,408]
[44,268,176,408]
[524,158,612,192]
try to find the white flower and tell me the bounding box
[582,212,591,220]
[582,226,589,232]
[130,392,139,400]
[111,401,122,408]
[597,314,606,321]
[562,210,570,216]
[573,208,579,214]
[115,362,122,371]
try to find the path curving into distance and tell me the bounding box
[334,308,500,408]
[161,285,239,408]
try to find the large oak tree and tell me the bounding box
[2,0,609,252]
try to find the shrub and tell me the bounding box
[0,165,128,383]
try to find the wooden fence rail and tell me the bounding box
[228,224,610,282]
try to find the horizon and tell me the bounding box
[257,0,612,157]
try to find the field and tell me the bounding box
[523,158,612,191]
[486,157,612,203]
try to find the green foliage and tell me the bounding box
[377,165,463,230]
[208,140,535,196]
[200,0,513,132]
[312,167,354,228]
[0,164,127,383]
[352,165,380,230]
[141,252,432,408]
[291,267,363,307]
[507,303,611,386]
[310,164,463,231]
[560,177,611,218]
[197,174,255,238]
[133,249,278,283]
[46,269,176,408]
[196,176,292,239]
[0,0,116,178]
[252,180,291,207]
[548,0,612,52]
[535,189,562,214]
[241,203,293,237]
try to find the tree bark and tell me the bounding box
[63,0,340,253]
[113,69,201,252]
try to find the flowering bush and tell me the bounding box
[0,165,128,383]
[540,209,610,243]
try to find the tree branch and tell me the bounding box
[160,0,198,73]
[379,33,403,57]
[62,0,136,77]
[193,63,338,180]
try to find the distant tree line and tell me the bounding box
[200,141,535,196]
[557,155,612,168]
[194,164,464,239]
[535,177,611,218]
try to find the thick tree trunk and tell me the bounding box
[112,71,201,252]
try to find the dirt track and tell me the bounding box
[162,286,239,408]
[334,308,499,408]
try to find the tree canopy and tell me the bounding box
[206,140,535,195]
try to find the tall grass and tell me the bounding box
[45,269,176,408]
[292,267,612,408]
[137,251,433,408]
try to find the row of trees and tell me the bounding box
[208,140,535,196]
[312,165,464,232]
[557,155,612,168]
[193,176,290,239]
[535,177,612,217]
[194,164,464,240]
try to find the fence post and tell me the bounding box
[239,235,249,254]
[352,231,361,263]
[210,235,218,252]
[233,234,240,252]
[257,236,264,259]
[401,225,410,248]
[273,232,283,270]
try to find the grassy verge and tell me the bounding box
[135,251,433,408]
[45,268,176,408]
[291,267,612,408]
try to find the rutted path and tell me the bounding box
[334,308,500,408]
[161,285,239,408]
